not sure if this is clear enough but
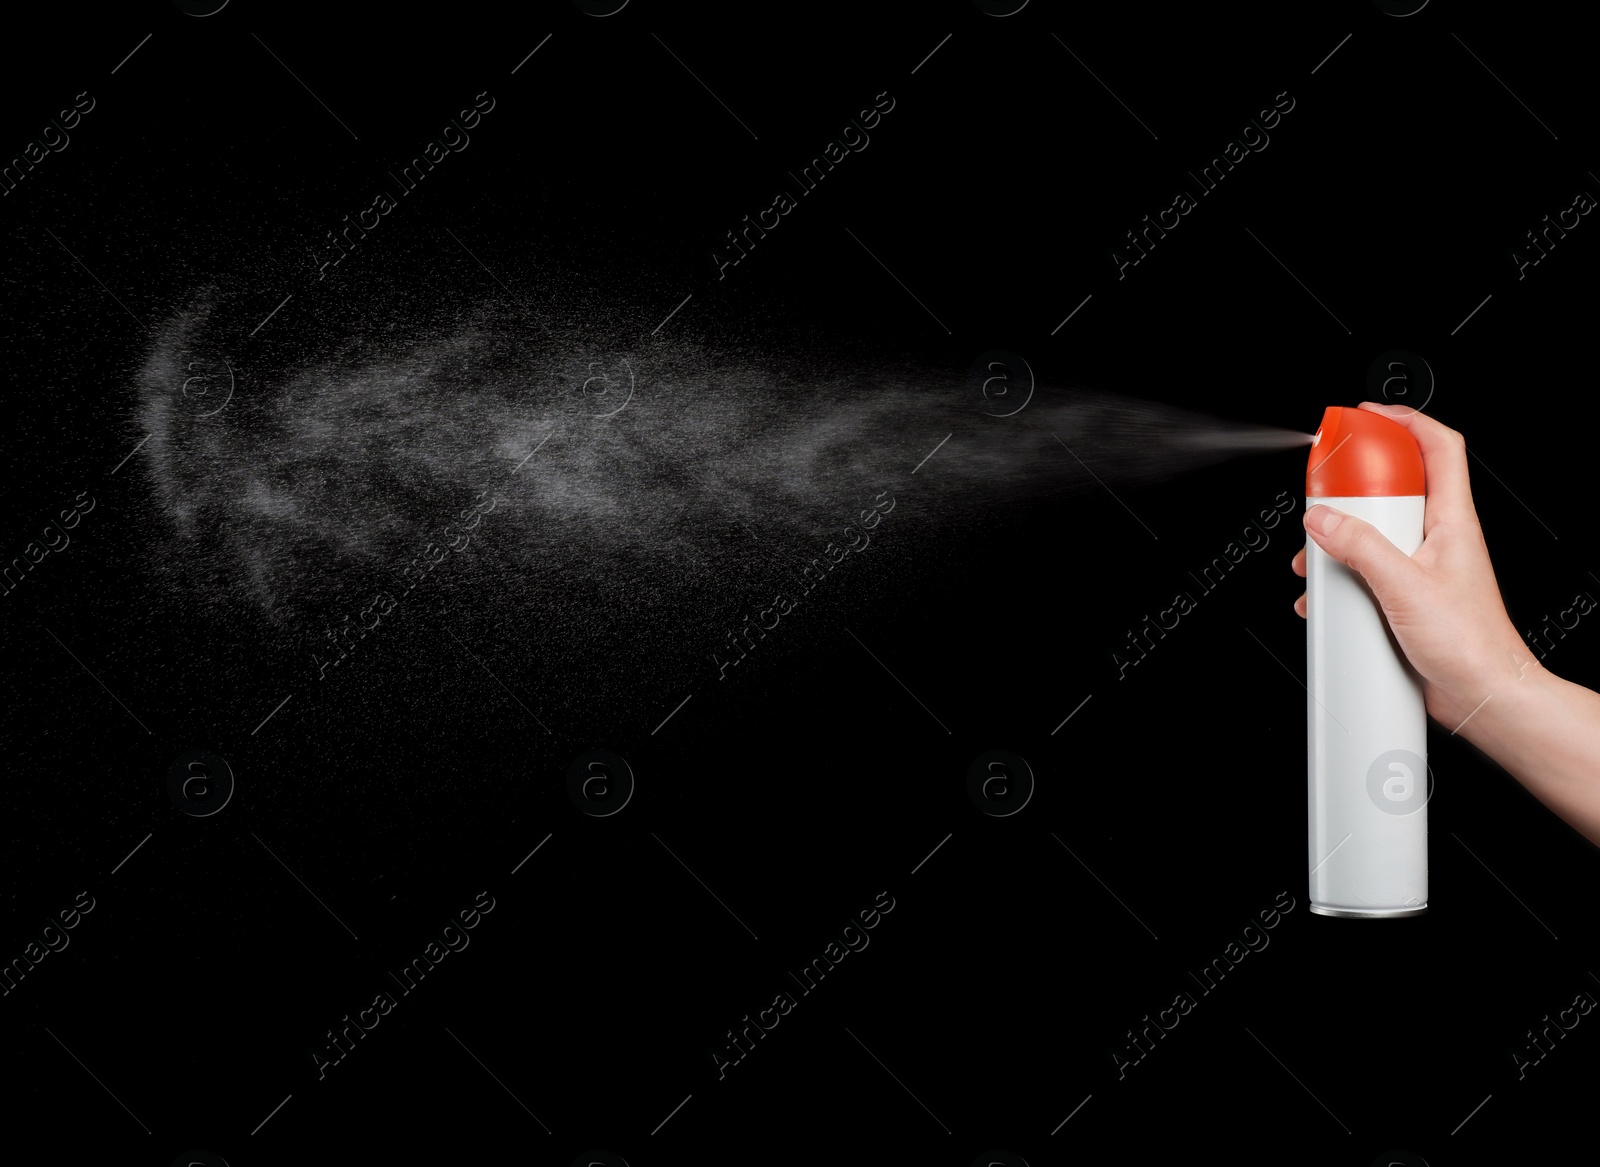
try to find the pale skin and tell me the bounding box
[1292,401,1600,848]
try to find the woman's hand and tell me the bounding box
[1289,401,1533,731]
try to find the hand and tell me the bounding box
[1290,402,1533,730]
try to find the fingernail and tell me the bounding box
[1305,504,1343,535]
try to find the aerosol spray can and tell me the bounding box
[1305,405,1428,918]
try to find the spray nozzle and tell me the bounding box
[1306,406,1425,498]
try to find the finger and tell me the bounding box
[1303,503,1424,609]
[1356,402,1476,535]
[1294,592,1306,618]
[1291,545,1306,578]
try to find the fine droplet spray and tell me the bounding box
[1305,406,1428,918]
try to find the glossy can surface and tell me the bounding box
[1306,493,1428,918]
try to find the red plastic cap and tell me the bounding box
[1306,406,1425,497]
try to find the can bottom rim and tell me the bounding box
[1310,904,1428,919]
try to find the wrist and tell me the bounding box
[1446,647,1559,748]
[1427,624,1542,733]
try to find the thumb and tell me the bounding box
[1303,504,1422,607]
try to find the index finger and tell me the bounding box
[1357,401,1477,535]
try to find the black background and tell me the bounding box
[2,3,1597,1165]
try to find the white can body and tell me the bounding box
[1306,494,1428,918]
